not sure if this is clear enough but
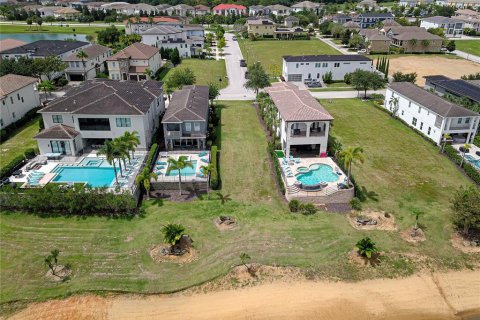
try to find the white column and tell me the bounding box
[306,122,311,138]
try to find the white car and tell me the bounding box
[357,49,367,54]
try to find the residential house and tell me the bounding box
[399,0,434,6]
[291,1,323,14]
[64,44,112,81]
[107,43,161,81]
[453,10,480,32]
[141,24,205,57]
[437,0,480,9]
[53,7,81,19]
[155,4,171,14]
[35,79,165,155]
[359,29,391,53]
[167,4,194,16]
[0,74,40,129]
[381,18,401,28]
[384,82,479,145]
[0,40,89,60]
[193,5,210,16]
[249,5,265,15]
[246,18,276,37]
[420,16,464,37]
[385,26,443,52]
[357,12,394,28]
[162,85,209,150]
[356,0,380,11]
[0,38,27,55]
[332,13,352,24]
[424,75,480,105]
[343,20,361,31]
[212,4,247,16]
[128,3,158,15]
[284,15,300,27]
[265,82,334,158]
[124,16,186,35]
[454,9,479,18]
[265,4,291,16]
[282,55,373,82]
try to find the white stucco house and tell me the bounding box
[64,44,112,81]
[282,55,374,82]
[141,25,205,58]
[0,74,40,129]
[420,16,464,37]
[34,79,165,156]
[384,82,480,145]
[107,43,161,81]
[265,82,334,158]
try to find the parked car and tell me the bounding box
[357,49,367,54]
[240,59,246,67]
[440,47,448,52]
[307,79,322,88]
[232,36,237,41]
[304,78,313,85]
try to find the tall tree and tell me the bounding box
[122,131,140,161]
[165,68,196,90]
[37,80,54,103]
[98,141,119,185]
[167,156,194,195]
[136,168,157,200]
[244,62,270,95]
[460,143,471,167]
[76,50,89,80]
[451,186,480,235]
[339,146,365,188]
[208,82,220,104]
[388,95,400,118]
[200,164,214,197]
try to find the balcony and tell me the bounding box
[166,130,182,138]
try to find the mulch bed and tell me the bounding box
[46,265,72,282]
[451,232,480,254]
[150,244,197,264]
[400,227,426,244]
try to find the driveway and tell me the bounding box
[316,35,353,55]
[309,89,386,99]
[218,33,255,100]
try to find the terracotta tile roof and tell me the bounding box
[35,124,79,140]
[0,38,27,53]
[162,85,209,123]
[265,82,334,122]
[64,44,110,61]
[0,74,38,98]
[108,42,159,61]
[213,4,246,10]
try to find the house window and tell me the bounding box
[116,118,131,127]
[21,97,24,103]
[10,97,13,104]
[12,112,15,118]
[194,122,200,131]
[75,61,80,68]
[52,115,63,123]
[408,101,411,108]
[401,110,404,115]
[420,122,423,130]
[112,62,116,67]
[412,117,417,126]
[0,119,3,127]
[466,118,470,124]
[296,63,299,68]
[315,63,321,68]
[334,63,340,67]
[2,100,4,105]
[322,63,328,67]
[185,122,191,132]
[427,127,431,135]
[17,93,20,101]
[458,118,462,124]
[418,106,421,113]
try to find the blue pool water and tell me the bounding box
[79,157,104,167]
[296,164,339,186]
[165,160,197,176]
[0,33,88,42]
[52,166,115,187]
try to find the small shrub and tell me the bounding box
[344,72,352,85]
[267,141,285,194]
[55,77,68,87]
[322,71,333,84]
[289,199,300,212]
[300,203,317,215]
[350,197,362,211]
[0,155,25,178]
[146,143,158,169]
[24,148,36,159]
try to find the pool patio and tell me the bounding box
[152,150,210,183]
[452,143,480,170]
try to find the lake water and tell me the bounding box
[0,33,88,42]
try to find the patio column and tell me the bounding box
[306,122,311,137]
[466,117,476,144]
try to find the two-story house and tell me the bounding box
[0,74,40,129]
[384,82,479,145]
[64,44,112,81]
[420,16,464,37]
[265,82,334,158]
[141,25,205,57]
[107,43,161,81]
[162,85,209,150]
[212,4,247,16]
[34,79,165,156]
[246,18,276,37]
[291,1,323,14]
[0,40,90,61]
[357,13,394,28]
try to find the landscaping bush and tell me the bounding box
[24,148,36,159]
[0,109,40,142]
[474,135,480,148]
[322,71,333,84]
[146,143,158,170]
[55,77,68,87]
[344,72,352,85]
[350,197,362,211]
[443,145,480,185]
[300,203,317,215]
[289,199,300,212]
[267,141,285,194]
[0,155,25,178]
[210,145,219,189]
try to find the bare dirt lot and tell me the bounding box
[7,269,480,320]
[388,56,480,85]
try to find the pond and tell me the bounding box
[0,33,88,42]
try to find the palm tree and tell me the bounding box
[460,143,471,167]
[216,192,232,205]
[421,39,430,50]
[76,50,89,81]
[410,208,425,230]
[441,133,452,153]
[388,95,399,118]
[162,223,185,251]
[408,38,418,52]
[37,80,55,104]
[98,141,119,185]
[113,138,130,174]
[136,168,158,200]
[167,156,193,195]
[355,237,378,259]
[147,16,154,26]
[200,164,213,197]
[122,131,140,162]
[338,146,365,188]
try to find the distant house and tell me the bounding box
[399,0,434,6]
[437,0,480,9]
[162,85,209,150]
[124,16,186,35]
[291,1,323,14]
[64,44,112,81]
[167,4,194,16]
[424,75,480,105]
[107,43,161,81]
[343,20,361,31]
[265,4,291,16]
[246,18,276,37]
[284,15,300,27]
[265,82,334,158]
[0,74,40,129]
[249,5,265,15]
[420,16,464,37]
[357,12,394,28]
[356,0,380,11]
[35,80,165,155]
[332,14,352,24]
[384,26,443,52]
[453,10,480,32]
[193,4,210,16]
[0,40,89,60]
[359,29,391,53]
[212,4,247,16]
[53,7,81,20]
[381,19,401,28]
[384,82,480,145]
[156,4,172,14]
[282,55,373,82]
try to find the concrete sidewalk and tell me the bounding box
[453,50,480,64]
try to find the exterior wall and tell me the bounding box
[368,39,391,53]
[107,52,161,80]
[0,83,40,128]
[279,119,330,158]
[163,120,207,149]
[36,134,84,156]
[282,59,374,81]
[64,49,112,80]
[247,24,276,37]
[420,20,464,37]
[393,38,443,53]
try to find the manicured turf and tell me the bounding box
[0,117,40,171]
[162,59,227,89]
[238,39,341,76]
[455,40,480,57]
[0,24,121,36]
[0,100,477,309]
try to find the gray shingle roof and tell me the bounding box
[141,25,182,35]
[389,82,479,118]
[39,79,163,115]
[34,124,80,140]
[421,16,463,24]
[283,54,371,62]
[0,40,88,57]
[162,85,209,123]
[428,79,480,103]
[265,82,334,122]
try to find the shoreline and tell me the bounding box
[7,269,480,320]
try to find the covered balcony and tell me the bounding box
[289,122,327,138]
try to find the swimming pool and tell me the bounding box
[165,160,198,177]
[79,157,104,167]
[465,155,480,169]
[52,166,116,187]
[296,164,339,186]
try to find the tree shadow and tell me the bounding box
[358,186,379,202]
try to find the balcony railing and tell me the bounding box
[290,130,325,137]
[166,130,182,138]
[309,130,326,137]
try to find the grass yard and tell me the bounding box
[0,117,40,171]
[1,100,478,310]
[162,59,227,89]
[0,24,120,36]
[238,39,341,76]
[455,40,480,57]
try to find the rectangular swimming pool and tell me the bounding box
[52,166,116,187]
[165,160,198,177]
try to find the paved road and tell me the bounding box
[453,50,480,64]
[218,33,255,100]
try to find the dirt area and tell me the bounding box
[348,210,397,231]
[149,244,197,264]
[388,56,480,85]
[214,216,237,231]
[451,232,480,254]
[45,265,72,282]
[8,269,480,320]
[348,249,381,267]
[401,227,427,244]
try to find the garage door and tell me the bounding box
[287,74,302,82]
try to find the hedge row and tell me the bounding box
[444,145,480,185]
[267,141,286,195]
[0,109,40,143]
[210,145,219,189]
[146,143,158,170]
[0,148,37,178]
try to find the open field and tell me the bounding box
[1,100,478,314]
[238,39,340,75]
[456,40,480,56]
[0,24,119,36]
[0,117,39,171]
[161,59,227,89]
[385,55,480,85]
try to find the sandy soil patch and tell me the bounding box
[9,269,480,320]
[451,232,480,254]
[149,244,197,264]
[388,56,480,85]
[348,249,381,267]
[45,265,72,282]
[348,210,396,231]
[401,227,427,244]
[214,216,237,231]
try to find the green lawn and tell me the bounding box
[455,40,480,56]
[1,99,478,310]
[0,24,120,36]
[0,117,40,170]
[162,59,227,89]
[239,39,341,76]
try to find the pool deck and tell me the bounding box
[153,151,209,182]
[453,143,480,170]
